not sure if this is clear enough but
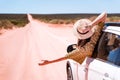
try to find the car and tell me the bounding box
[66,22,120,80]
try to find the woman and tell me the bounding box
[39,12,107,65]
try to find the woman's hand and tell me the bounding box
[38,57,66,66]
[38,60,52,66]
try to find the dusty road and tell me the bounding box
[0,15,77,80]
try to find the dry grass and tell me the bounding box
[0,14,120,29]
[0,20,14,29]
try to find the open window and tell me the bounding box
[97,31,120,66]
[97,32,109,60]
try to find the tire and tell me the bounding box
[66,61,73,80]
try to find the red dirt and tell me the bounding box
[0,17,77,80]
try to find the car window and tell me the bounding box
[97,32,120,66]
[97,32,109,60]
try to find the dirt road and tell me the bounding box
[0,16,76,80]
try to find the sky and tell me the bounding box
[0,0,120,14]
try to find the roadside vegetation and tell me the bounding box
[0,14,120,29]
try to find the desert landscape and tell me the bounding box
[0,13,120,27]
[0,13,120,80]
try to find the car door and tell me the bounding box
[114,66,120,80]
[88,58,117,80]
[86,32,117,80]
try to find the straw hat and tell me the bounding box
[73,19,96,39]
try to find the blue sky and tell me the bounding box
[0,0,120,14]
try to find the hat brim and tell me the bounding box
[73,26,95,39]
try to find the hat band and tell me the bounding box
[77,28,89,35]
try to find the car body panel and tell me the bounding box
[114,67,120,80]
[67,57,118,80]
[88,58,117,80]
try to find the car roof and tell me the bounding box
[103,22,120,36]
[105,22,120,26]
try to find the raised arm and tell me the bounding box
[90,12,107,27]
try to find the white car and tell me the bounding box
[66,22,120,80]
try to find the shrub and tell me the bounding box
[0,20,14,29]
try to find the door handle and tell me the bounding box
[103,73,111,80]
[104,73,109,77]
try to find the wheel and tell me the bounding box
[66,61,73,80]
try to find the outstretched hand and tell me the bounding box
[38,57,66,66]
[38,60,52,66]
